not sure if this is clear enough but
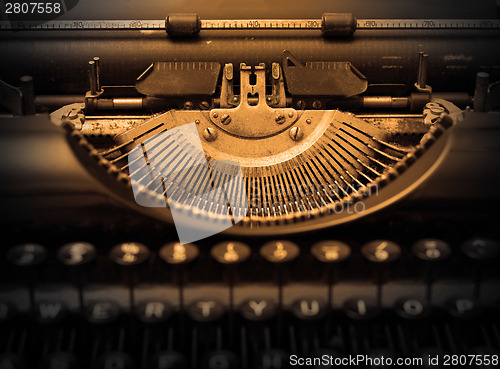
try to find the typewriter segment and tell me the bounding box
[1,3,500,368]
[60,51,457,235]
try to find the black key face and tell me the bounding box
[187,300,225,322]
[0,354,25,369]
[35,301,68,323]
[258,350,289,369]
[135,301,173,323]
[159,242,199,265]
[151,351,187,369]
[361,240,401,263]
[84,301,121,324]
[311,240,351,263]
[446,297,481,319]
[45,352,79,369]
[203,351,239,369]
[412,239,451,261]
[0,301,15,322]
[58,242,97,266]
[394,298,430,319]
[98,352,134,369]
[260,240,299,263]
[291,298,328,320]
[109,242,150,266]
[462,238,500,260]
[343,298,380,320]
[7,243,46,266]
[211,241,251,264]
[239,299,277,321]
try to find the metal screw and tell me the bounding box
[312,100,322,109]
[430,106,445,115]
[289,126,303,141]
[288,111,294,118]
[221,114,231,125]
[194,119,200,124]
[296,100,306,110]
[212,112,219,118]
[203,127,218,141]
[306,118,312,124]
[275,113,286,124]
[233,96,239,102]
[199,101,210,110]
[184,101,193,110]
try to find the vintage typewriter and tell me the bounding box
[1,0,500,367]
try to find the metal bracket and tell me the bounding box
[211,63,297,138]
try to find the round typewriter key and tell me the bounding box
[462,238,500,260]
[58,242,97,266]
[7,243,46,266]
[446,297,481,319]
[203,351,239,369]
[239,299,277,322]
[0,301,16,322]
[44,352,79,369]
[109,242,150,266]
[159,242,199,264]
[135,300,173,323]
[343,297,380,320]
[187,299,225,322]
[0,354,25,369]
[412,239,451,261]
[211,241,251,264]
[258,350,288,369]
[361,240,401,263]
[98,352,133,369]
[84,301,120,324]
[394,298,430,319]
[35,301,68,323]
[150,351,187,369]
[311,240,351,263]
[260,240,299,263]
[291,298,328,321]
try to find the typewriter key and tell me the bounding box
[150,351,187,369]
[35,301,68,323]
[203,351,239,369]
[7,243,46,266]
[58,242,96,266]
[159,242,199,265]
[239,299,277,322]
[84,301,121,324]
[412,239,451,261]
[290,298,328,320]
[98,352,134,369]
[210,241,251,264]
[462,238,500,260]
[187,299,225,322]
[260,240,299,263]
[343,297,380,320]
[109,242,150,266]
[394,298,430,319]
[0,301,16,322]
[135,300,173,323]
[361,240,401,263]
[311,240,351,263]
[446,297,481,319]
[44,352,79,369]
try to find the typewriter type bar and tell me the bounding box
[1,13,500,37]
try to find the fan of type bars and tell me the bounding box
[68,102,451,235]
